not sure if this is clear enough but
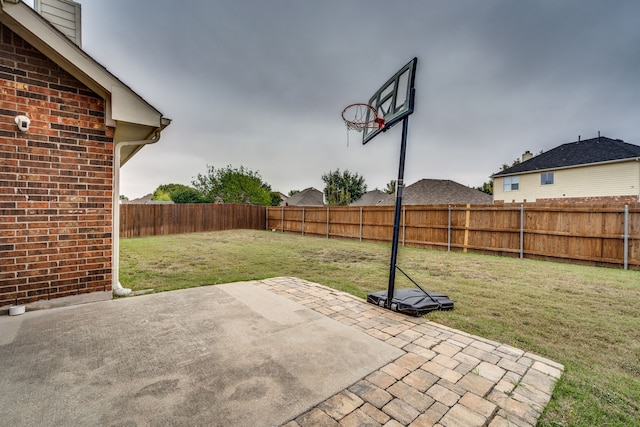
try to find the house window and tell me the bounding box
[541,172,554,185]
[503,176,519,191]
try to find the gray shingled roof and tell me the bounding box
[282,187,324,206]
[121,194,174,204]
[493,136,640,177]
[376,179,492,205]
[351,190,389,206]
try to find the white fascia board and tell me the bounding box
[0,2,164,130]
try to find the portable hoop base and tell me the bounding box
[367,289,454,317]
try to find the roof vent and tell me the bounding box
[34,0,82,47]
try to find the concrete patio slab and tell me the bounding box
[0,281,402,426]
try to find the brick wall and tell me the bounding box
[0,24,114,306]
[535,195,639,205]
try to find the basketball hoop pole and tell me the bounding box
[386,112,410,309]
[356,59,451,316]
[346,57,418,312]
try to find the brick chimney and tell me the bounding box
[34,0,82,47]
[522,151,533,162]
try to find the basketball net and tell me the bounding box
[342,103,384,147]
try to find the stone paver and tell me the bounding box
[440,404,486,427]
[361,402,391,425]
[318,390,364,420]
[383,398,421,425]
[459,392,498,418]
[402,369,439,392]
[349,380,393,409]
[339,408,381,427]
[258,278,564,427]
[296,408,339,427]
[387,381,435,412]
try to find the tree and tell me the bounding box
[501,158,521,171]
[321,169,367,206]
[475,181,493,195]
[192,165,273,205]
[171,187,208,203]
[152,183,206,203]
[269,192,283,206]
[153,184,185,201]
[384,180,396,195]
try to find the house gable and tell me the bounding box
[492,136,640,204]
[493,136,640,177]
[0,1,170,165]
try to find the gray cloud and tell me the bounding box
[67,0,640,198]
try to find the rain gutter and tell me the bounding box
[111,127,165,296]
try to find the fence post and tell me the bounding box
[265,206,269,230]
[448,205,451,252]
[463,204,471,253]
[520,204,524,259]
[302,207,305,236]
[402,206,406,246]
[281,206,284,232]
[326,206,330,239]
[624,205,629,270]
[359,206,363,242]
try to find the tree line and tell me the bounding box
[123,158,522,206]
[124,165,384,206]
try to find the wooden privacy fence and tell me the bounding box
[120,203,266,238]
[266,204,640,270]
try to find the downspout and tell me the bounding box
[111,129,163,296]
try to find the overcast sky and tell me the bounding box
[28,0,640,199]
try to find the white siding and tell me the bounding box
[35,0,81,47]
[493,161,640,202]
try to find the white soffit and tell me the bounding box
[111,86,163,128]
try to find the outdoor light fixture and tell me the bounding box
[15,115,30,132]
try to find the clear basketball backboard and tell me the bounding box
[362,57,417,144]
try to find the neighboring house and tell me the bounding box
[351,189,388,206]
[282,187,324,206]
[0,0,170,309]
[492,136,640,204]
[121,194,174,204]
[375,179,492,205]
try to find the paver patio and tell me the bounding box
[259,277,563,427]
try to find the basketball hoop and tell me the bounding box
[341,103,385,132]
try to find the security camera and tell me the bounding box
[15,115,30,132]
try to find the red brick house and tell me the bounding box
[1,0,170,309]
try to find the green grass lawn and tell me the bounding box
[120,229,640,427]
